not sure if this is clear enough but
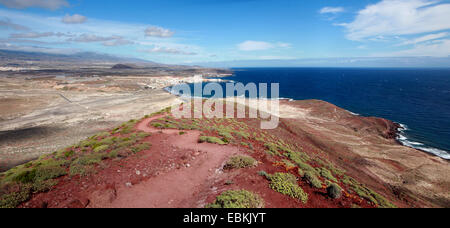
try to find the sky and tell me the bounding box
[0,0,449,66]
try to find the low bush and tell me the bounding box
[206,190,264,208]
[131,143,151,154]
[198,136,227,145]
[304,171,323,188]
[269,172,308,203]
[327,183,342,199]
[318,167,338,182]
[224,156,257,169]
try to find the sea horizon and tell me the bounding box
[176,67,450,160]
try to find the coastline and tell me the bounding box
[163,78,450,161]
[161,85,450,206]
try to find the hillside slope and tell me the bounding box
[0,100,448,208]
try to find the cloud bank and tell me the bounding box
[341,0,450,41]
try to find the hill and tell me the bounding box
[1,99,447,208]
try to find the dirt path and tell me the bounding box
[92,115,241,208]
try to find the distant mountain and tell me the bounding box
[0,49,157,66]
[111,64,136,69]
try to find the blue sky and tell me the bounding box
[0,0,449,65]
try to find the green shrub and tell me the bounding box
[327,183,342,199]
[318,167,338,182]
[206,190,264,208]
[198,136,227,145]
[69,164,94,177]
[282,159,296,169]
[224,156,257,169]
[342,176,396,208]
[93,145,109,153]
[131,143,151,154]
[264,143,281,156]
[234,131,250,139]
[99,138,115,146]
[269,172,308,203]
[218,131,234,140]
[72,153,106,166]
[32,179,58,193]
[0,185,32,208]
[304,171,323,188]
[80,139,97,148]
[34,166,67,182]
[12,169,36,184]
[151,123,163,128]
[138,132,151,138]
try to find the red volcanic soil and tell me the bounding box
[19,112,378,208]
[13,99,448,208]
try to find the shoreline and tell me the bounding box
[163,78,450,161]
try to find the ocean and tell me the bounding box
[178,67,450,160]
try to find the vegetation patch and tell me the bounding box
[131,143,151,154]
[342,176,396,208]
[198,136,227,145]
[224,156,257,170]
[69,164,94,177]
[269,172,308,203]
[93,145,109,153]
[206,190,264,208]
[317,167,338,182]
[282,159,296,170]
[327,183,343,199]
[0,184,32,208]
[304,171,323,188]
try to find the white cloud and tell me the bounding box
[237,40,291,51]
[0,9,203,63]
[69,34,122,43]
[341,0,450,41]
[399,32,449,46]
[0,0,69,10]
[145,26,174,38]
[142,46,197,55]
[10,31,68,38]
[62,14,87,24]
[319,7,345,14]
[67,34,133,47]
[378,39,450,57]
[102,39,134,47]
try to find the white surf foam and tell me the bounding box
[396,124,450,160]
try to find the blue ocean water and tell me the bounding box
[178,68,450,160]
